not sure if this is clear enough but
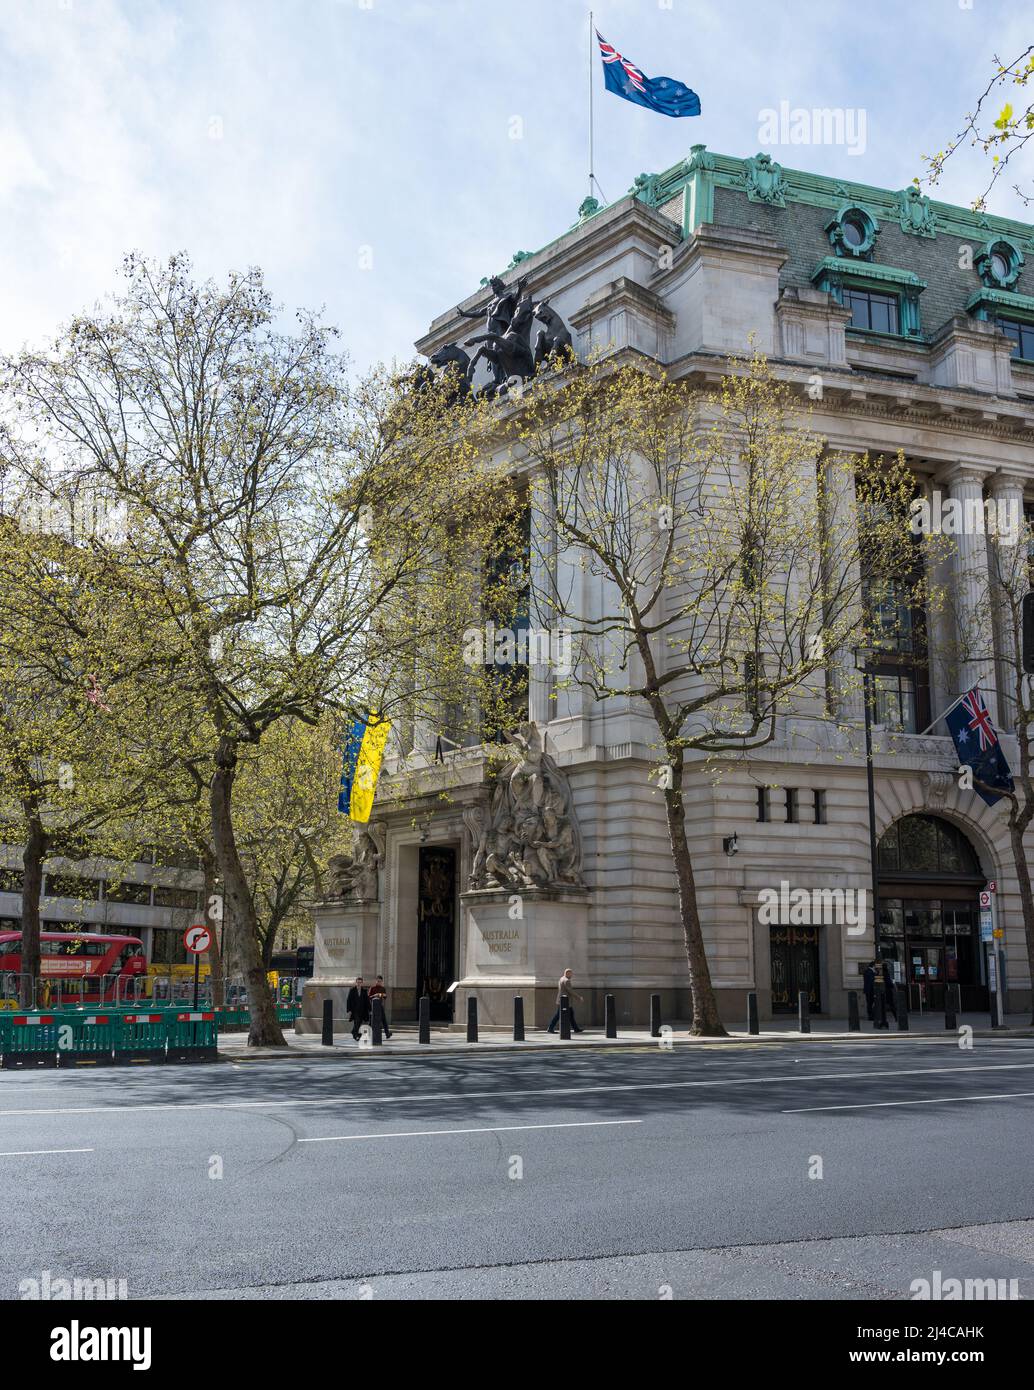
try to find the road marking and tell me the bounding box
[785,1090,1034,1114]
[2,1061,1034,1120]
[0,1147,94,1157]
[300,1119,642,1143]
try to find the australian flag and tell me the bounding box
[945,687,1014,807]
[596,31,701,118]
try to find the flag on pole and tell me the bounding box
[338,714,392,823]
[944,687,1013,807]
[596,31,700,118]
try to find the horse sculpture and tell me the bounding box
[532,300,574,370]
[464,294,536,399]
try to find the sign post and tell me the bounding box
[184,924,212,1011]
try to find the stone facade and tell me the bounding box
[325,149,1034,1027]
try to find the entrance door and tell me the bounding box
[417,846,456,1022]
[769,926,821,1013]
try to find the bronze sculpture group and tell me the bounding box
[417,274,574,402]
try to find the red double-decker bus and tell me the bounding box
[0,931,147,1003]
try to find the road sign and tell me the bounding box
[980,890,992,909]
[183,924,212,954]
[993,927,1004,939]
[987,880,997,893]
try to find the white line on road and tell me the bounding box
[299,1119,642,1143]
[785,1091,1034,1113]
[3,1061,1034,1119]
[0,1147,94,1156]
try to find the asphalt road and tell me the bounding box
[3,1037,1034,1300]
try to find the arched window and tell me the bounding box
[877,814,981,877]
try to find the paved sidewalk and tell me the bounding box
[215,1010,1034,1059]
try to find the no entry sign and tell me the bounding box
[184,924,212,954]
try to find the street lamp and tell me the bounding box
[853,648,881,958]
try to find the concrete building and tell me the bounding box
[304,147,1034,1029]
[0,847,205,971]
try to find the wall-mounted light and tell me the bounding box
[723,833,739,857]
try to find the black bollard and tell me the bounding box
[945,984,957,1031]
[466,995,478,1043]
[747,992,760,1036]
[371,996,383,1046]
[650,993,661,1039]
[897,991,909,1032]
[513,995,525,1042]
[798,990,811,1034]
[847,990,860,1033]
[321,998,333,1047]
[990,989,1000,1029]
[605,993,617,1039]
[418,994,431,1044]
[559,995,571,1040]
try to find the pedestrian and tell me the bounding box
[882,958,897,1023]
[546,968,584,1034]
[346,976,370,1042]
[862,960,876,1022]
[367,974,392,1039]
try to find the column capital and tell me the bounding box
[987,469,1028,500]
[937,462,993,493]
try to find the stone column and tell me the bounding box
[987,471,1027,733]
[940,464,998,727]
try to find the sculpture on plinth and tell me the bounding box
[467,722,583,891]
[327,822,385,902]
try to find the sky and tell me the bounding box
[1,0,1032,373]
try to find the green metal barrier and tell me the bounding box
[167,1011,218,1061]
[0,1013,60,1067]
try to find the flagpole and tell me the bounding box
[915,690,975,739]
[588,10,594,201]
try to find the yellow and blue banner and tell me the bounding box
[338,714,391,823]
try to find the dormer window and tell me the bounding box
[826,204,880,260]
[976,237,1023,290]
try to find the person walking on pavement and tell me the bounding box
[863,960,877,1022]
[367,974,392,1039]
[346,976,370,1042]
[547,968,584,1034]
[882,958,898,1024]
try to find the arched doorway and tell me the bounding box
[877,814,988,1012]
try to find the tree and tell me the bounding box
[513,352,918,1035]
[0,509,191,1005]
[2,254,517,1044]
[922,45,1034,208]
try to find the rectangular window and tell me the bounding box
[150,928,189,966]
[43,874,99,901]
[757,786,769,822]
[152,886,201,911]
[786,788,799,824]
[103,880,152,905]
[873,672,918,733]
[813,789,827,825]
[844,288,900,335]
[998,316,1034,360]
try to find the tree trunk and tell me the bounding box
[20,818,48,1009]
[1008,818,1034,1025]
[663,761,727,1037]
[210,736,286,1047]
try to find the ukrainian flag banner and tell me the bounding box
[338,714,392,823]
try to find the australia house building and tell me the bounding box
[303,146,1034,1029]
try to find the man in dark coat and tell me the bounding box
[346,976,370,1042]
[863,961,877,1021]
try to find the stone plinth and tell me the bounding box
[455,886,590,1027]
[297,897,380,1034]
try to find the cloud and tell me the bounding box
[0,0,1030,366]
